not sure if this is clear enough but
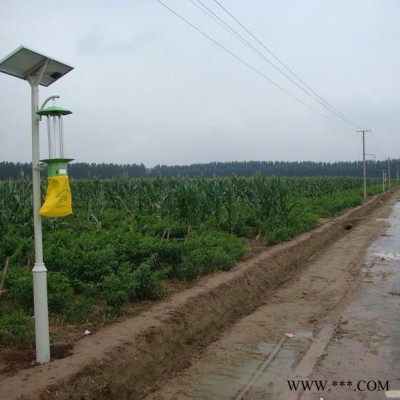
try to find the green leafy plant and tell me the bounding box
[0,308,34,346]
[0,175,389,344]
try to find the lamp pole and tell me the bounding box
[357,129,371,199]
[28,66,51,363]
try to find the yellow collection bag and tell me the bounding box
[40,176,73,217]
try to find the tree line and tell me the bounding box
[0,160,398,180]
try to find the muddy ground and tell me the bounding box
[0,188,398,400]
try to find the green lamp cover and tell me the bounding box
[37,105,72,117]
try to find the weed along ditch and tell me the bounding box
[0,186,397,399]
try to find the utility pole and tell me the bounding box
[357,129,371,199]
[382,170,386,192]
[387,158,391,188]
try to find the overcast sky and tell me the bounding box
[0,0,399,167]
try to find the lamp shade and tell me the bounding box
[37,105,72,117]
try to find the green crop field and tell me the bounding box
[0,176,386,345]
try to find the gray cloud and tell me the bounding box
[1,0,399,166]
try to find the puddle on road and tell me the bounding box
[359,200,400,362]
[183,330,313,400]
[302,200,400,399]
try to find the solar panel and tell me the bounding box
[0,45,73,87]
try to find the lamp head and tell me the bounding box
[37,105,72,117]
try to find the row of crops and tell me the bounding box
[0,176,386,345]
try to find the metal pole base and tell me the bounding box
[32,262,50,364]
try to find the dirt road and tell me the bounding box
[147,193,400,400]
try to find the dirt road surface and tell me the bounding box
[147,192,400,400]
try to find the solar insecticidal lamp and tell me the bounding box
[37,103,73,217]
[0,46,74,364]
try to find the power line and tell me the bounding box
[211,0,366,130]
[188,0,253,51]
[370,131,388,160]
[156,0,348,128]
[192,0,327,102]
[191,0,359,128]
